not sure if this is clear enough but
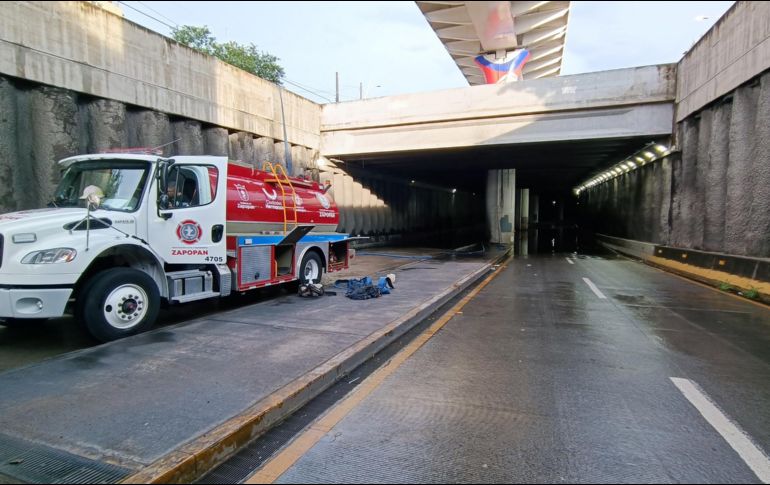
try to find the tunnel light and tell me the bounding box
[451,188,457,194]
[625,162,636,170]
[635,156,645,164]
[654,144,668,154]
[643,151,656,160]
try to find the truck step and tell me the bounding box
[170,291,220,304]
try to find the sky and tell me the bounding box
[118,1,735,104]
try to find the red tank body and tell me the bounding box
[224,163,339,235]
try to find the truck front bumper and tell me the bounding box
[0,288,73,319]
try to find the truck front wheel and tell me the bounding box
[77,268,160,342]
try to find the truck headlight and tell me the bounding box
[21,248,77,264]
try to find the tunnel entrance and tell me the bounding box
[334,136,666,256]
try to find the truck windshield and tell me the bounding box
[53,161,150,212]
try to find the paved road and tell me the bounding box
[265,253,770,484]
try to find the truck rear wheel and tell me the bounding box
[299,251,324,285]
[77,268,160,342]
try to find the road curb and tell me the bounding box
[122,249,510,484]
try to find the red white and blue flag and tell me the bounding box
[474,49,531,84]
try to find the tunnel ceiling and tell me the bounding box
[338,136,663,192]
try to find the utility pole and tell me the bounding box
[359,82,363,100]
[335,72,339,103]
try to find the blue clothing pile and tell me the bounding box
[336,276,394,300]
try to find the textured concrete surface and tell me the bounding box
[275,253,770,484]
[0,1,320,149]
[582,69,770,259]
[0,253,493,474]
[676,1,770,121]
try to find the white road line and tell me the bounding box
[565,258,575,265]
[582,277,607,299]
[671,377,770,484]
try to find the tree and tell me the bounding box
[171,26,285,84]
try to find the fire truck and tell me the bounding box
[0,154,352,341]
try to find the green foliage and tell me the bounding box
[718,281,733,292]
[170,25,216,54]
[171,25,285,84]
[744,288,760,300]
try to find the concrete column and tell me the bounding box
[749,72,770,256]
[725,83,759,255]
[382,181,394,234]
[273,141,287,170]
[530,193,539,225]
[486,169,516,244]
[86,99,127,153]
[331,172,347,232]
[404,186,420,231]
[128,110,172,155]
[230,132,255,163]
[351,180,364,235]
[0,77,19,212]
[342,174,354,233]
[291,145,307,177]
[23,87,80,209]
[658,157,673,245]
[254,137,275,165]
[203,126,229,156]
[693,109,713,249]
[360,184,373,235]
[519,188,530,232]
[704,103,731,252]
[671,119,699,248]
[172,120,204,155]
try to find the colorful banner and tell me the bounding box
[474,49,531,84]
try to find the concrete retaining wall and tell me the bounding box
[320,160,485,240]
[582,69,770,258]
[676,1,770,122]
[0,74,314,212]
[0,1,320,148]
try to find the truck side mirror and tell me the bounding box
[156,162,173,219]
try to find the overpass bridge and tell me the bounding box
[320,64,675,191]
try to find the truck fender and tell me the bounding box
[296,245,327,278]
[76,244,169,299]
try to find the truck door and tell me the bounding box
[148,157,228,265]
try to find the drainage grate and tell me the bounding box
[0,434,131,484]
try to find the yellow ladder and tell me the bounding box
[262,162,298,234]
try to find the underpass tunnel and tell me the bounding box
[330,135,670,254]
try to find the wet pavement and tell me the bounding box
[0,248,501,483]
[0,249,437,373]
[270,253,770,484]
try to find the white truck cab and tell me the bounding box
[0,154,348,341]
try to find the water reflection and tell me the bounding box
[516,224,583,256]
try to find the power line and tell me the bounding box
[284,77,336,96]
[283,79,334,103]
[117,1,176,30]
[134,1,178,27]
